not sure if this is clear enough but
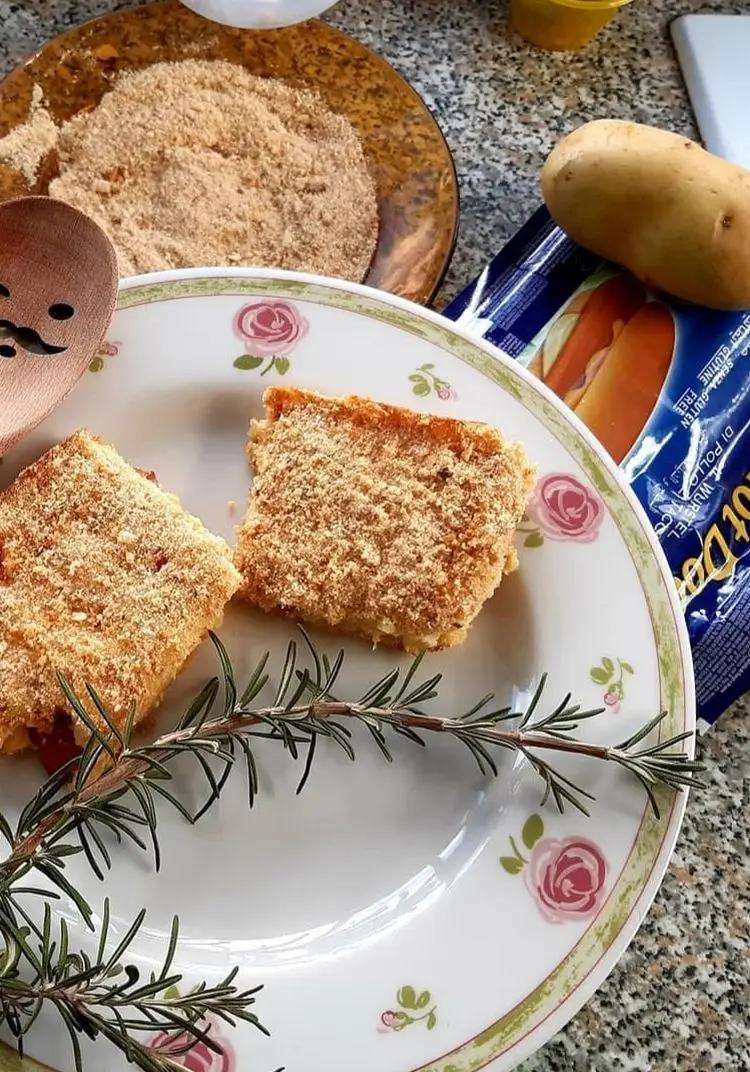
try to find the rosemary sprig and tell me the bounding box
[1,630,701,895]
[0,897,265,1072]
[0,630,703,1071]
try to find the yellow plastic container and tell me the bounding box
[510,0,633,51]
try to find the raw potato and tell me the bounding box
[541,119,750,310]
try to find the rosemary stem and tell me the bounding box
[0,701,621,881]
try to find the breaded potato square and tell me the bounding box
[0,430,240,759]
[235,388,535,652]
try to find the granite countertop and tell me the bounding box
[1,1,748,1069]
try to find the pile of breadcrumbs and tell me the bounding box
[0,60,378,281]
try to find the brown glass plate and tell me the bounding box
[0,0,458,305]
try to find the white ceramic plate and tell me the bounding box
[0,270,694,1072]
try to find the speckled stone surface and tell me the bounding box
[1,2,748,1069]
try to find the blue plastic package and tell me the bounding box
[444,207,750,730]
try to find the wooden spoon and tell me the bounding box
[0,196,118,456]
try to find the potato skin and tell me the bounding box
[541,119,750,310]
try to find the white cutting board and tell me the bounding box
[672,14,750,168]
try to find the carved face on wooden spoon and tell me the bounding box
[0,197,118,455]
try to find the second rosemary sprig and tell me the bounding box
[0,897,266,1072]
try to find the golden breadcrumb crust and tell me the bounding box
[0,431,240,754]
[235,388,536,652]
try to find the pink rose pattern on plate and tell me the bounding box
[378,985,437,1033]
[89,339,121,373]
[524,473,604,545]
[590,656,634,712]
[408,363,457,401]
[147,1021,235,1072]
[526,837,607,923]
[500,815,608,924]
[233,299,309,377]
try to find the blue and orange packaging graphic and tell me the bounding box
[445,207,750,730]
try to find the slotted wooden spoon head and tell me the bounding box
[0,196,118,455]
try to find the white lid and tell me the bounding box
[178,0,339,29]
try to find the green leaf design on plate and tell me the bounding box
[398,985,417,1009]
[622,661,634,674]
[524,531,544,548]
[420,362,435,370]
[601,656,615,675]
[234,354,263,370]
[412,379,430,397]
[590,667,609,685]
[522,813,544,850]
[384,986,437,1032]
[275,356,290,375]
[499,856,524,875]
[89,356,104,373]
